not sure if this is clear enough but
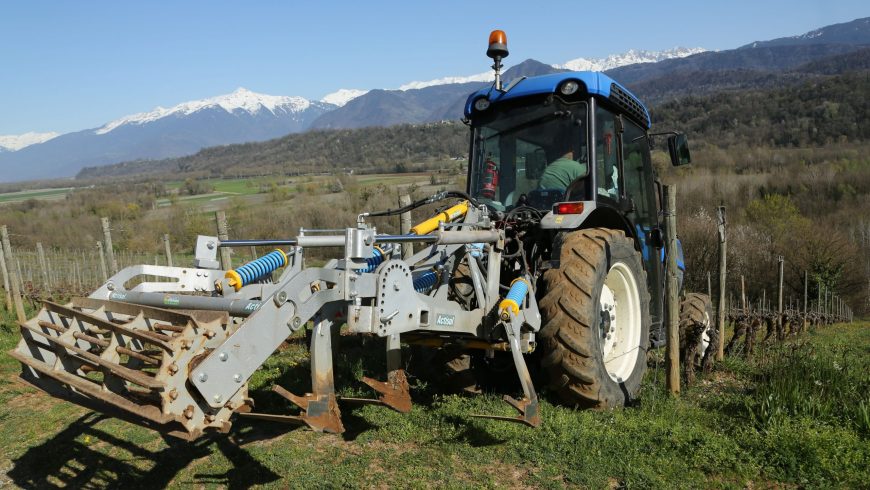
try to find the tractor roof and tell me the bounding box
[464,71,651,129]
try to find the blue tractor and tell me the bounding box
[452,30,714,408]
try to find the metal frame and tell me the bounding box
[21,204,543,436]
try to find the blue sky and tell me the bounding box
[0,0,866,135]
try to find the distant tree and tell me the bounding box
[181,178,212,196]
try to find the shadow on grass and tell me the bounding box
[446,416,508,447]
[8,412,281,489]
[8,332,527,487]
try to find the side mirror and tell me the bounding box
[667,133,691,166]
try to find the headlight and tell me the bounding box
[474,98,490,111]
[559,80,579,95]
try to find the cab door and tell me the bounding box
[619,118,664,337]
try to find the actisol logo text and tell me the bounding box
[435,313,455,327]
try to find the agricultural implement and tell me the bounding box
[10,31,713,439]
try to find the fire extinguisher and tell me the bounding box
[481,157,498,199]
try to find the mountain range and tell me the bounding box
[2,16,870,183]
[0,89,334,181]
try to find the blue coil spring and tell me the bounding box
[361,247,386,273]
[414,270,438,293]
[505,279,529,307]
[234,250,287,286]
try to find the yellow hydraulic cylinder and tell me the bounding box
[410,201,469,235]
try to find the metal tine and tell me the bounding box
[117,346,161,365]
[39,319,109,351]
[9,350,172,424]
[26,318,102,372]
[153,323,185,333]
[17,321,164,389]
[42,301,173,351]
[38,318,160,365]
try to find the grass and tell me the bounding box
[0,314,867,488]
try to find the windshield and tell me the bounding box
[469,99,588,211]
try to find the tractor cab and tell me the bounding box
[464,32,690,216]
[463,71,678,239]
[463,30,692,344]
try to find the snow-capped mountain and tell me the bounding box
[321,89,370,107]
[96,88,324,135]
[398,72,493,91]
[309,59,563,131]
[321,47,706,105]
[556,47,707,71]
[0,131,60,152]
[0,88,335,182]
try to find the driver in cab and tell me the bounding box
[538,136,587,191]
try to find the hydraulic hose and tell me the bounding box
[363,191,479,218]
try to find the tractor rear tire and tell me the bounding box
[538,228,651,408]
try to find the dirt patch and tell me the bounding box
[5,390,53,411]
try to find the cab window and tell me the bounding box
[595,106,620,200]
[470,100,588,210]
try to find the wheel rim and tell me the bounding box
[599,262,642,382]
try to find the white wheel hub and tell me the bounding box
[599,262,642,382]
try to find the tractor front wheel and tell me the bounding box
[538,228,651,408]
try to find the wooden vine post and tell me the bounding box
[663,185,680,395]
[399,194,413,260]
[803,271,808,316]
[215,211,232,271]
[36,242,51,297]
[715,206,727,361]
[777,256,784,315]
[101,217,118,275]
[163,234,173,268]
[0,244,12,312]
[1,226,26,323]
[96,241,108,283]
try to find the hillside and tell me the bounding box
[80,68,870,180]
[77,121,469,179]
[651,71,870,147]
[739,16,870,49]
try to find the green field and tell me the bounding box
[0,187,71,204]
[158,178,274,207]
[0,313,866,488]
[154,173,441,211]
[169,177,271,195]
